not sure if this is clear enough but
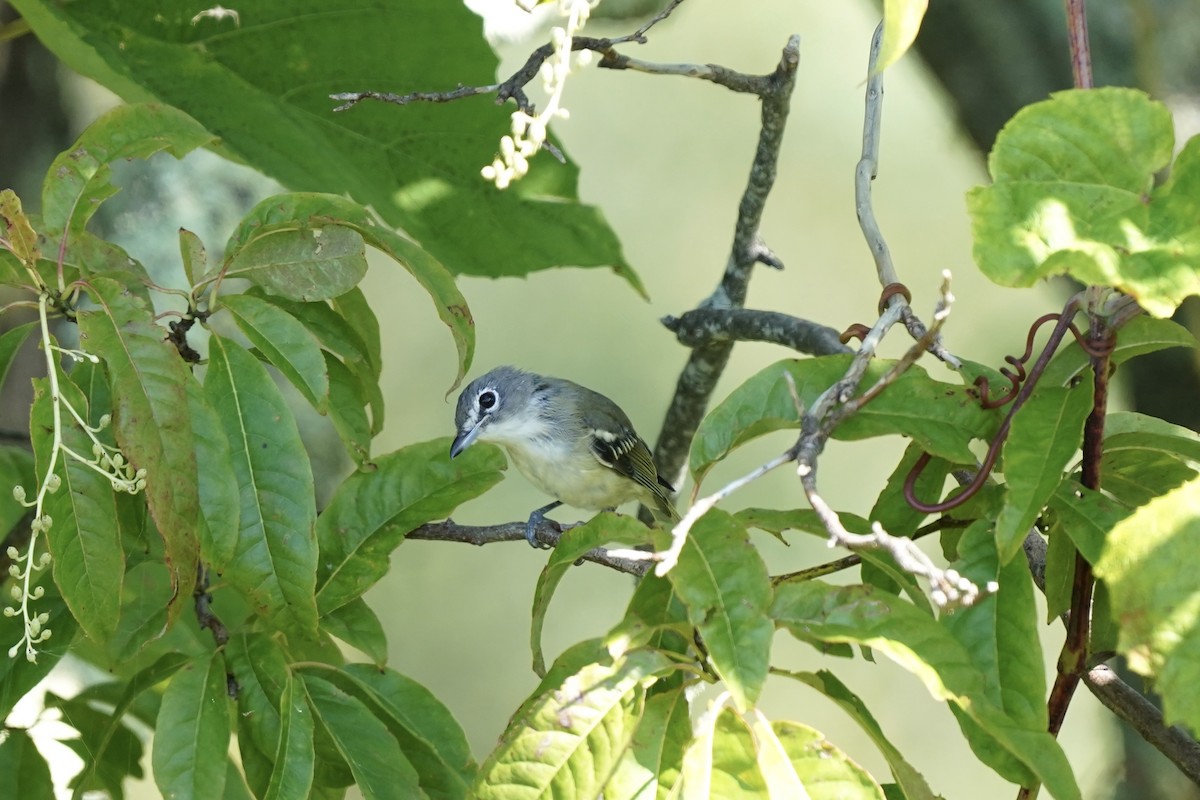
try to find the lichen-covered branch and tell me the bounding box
[661,309,850,355]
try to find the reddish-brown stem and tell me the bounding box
[1048,318,1115,737]
[904,300,1082,513]
[1064,0,1094,89]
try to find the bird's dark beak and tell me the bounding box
[450,421,483,458]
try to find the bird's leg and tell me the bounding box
[525,501,562,549]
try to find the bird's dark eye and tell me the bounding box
[478,390,497,411]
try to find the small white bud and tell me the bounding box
[45,474,61,493]
[6,546,17,560]
[31,585,44,599]
[98,414,111,429]
[500,135,515,160]
[9,584,22,600]
[36,552,51,569]
[2,606,15,617]
[575,50,593,67]
[12,485,26,503]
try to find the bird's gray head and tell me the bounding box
[450,366,546,458]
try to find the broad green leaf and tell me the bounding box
[0,322,37,397]
[29,375,124,645]
[607,569,692,662]
[221,222,366,302]
[226,633,290,760]
[876,0,928,74]
[605,686,690,800]
[508,638,609,733]
[152,651,232,800]
[186,378,240,572]
[1101,448,1197,508]
[772,718,887,800]
[772,582,1080,799]
[472,650,668,800]
[1047,482,1131,566]
[1041,316,1199,386]
[692,357,993,484]
[73,652,190,793]
[264,675,316,800]
[1094,476,1200,730]
[0,445,34,538]
[657,510,772,710]
[0,728,54,798]
[53,691,146,795]
[14,1,638,294]
[315,438,506,615]
[0,189,40,267]
[78,276,199,618]
[744,709,808,799]
[179,227,207,287]
[228,194,470,391]
[324,352,372,465]
[994,382,1093,562]
[303,673,421,800]
[315,663,477,800]
[205,334,318,634]
[680,704,769,800]
[320,598,388,666]
[221,292,330,411]
[1103,411,1200,464]
[870,444,950,538]
[968,89,1200,316]
[779,669,936,800]
[41,103,215,238]
[941,522,1046,732]
[58,228,155,306]
[531,512,651,676]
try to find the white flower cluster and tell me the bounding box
[482,0,599,189]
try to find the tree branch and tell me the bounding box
[661,308,850,355]
[652,35,801,491]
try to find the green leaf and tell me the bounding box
[73,652,191,792]
[152,651,232,800]
[321,598,388,666]
[772,582,1080,799]
[221,222,366,302]
[657,510,772,710]
[221,292,330,412]
[941,522,1046,731]
[226,633,289,760]
[227,194,471,391]
[1041,316,1199,386]
[15,1,637,292]
[1096,412,1200,507]
[0,446,34,539]
[303,673,421,800]
[30,375,124,645]
[606,686,690,800]
[472,650,668,800]
[692,357,993,484]
[871,444,950,538]
[993,383,1093,562]
[1104,411,1200,464]
[607,570,692,661]
[531,512,651,676]
[876,0,928,73]
[968,88,1200,316]
[0,728,54,798]
[1094,476,1200,730]
[0,323,36,402]
[77,276,200,619]
[264,675,316,800]
[772,718,887,800]
[179,227,208,287]
[41,103,215,238]
[186,377,240,572]
[324,352,372,465]
[204,334,318,634]
[0,189,41,267]
[778,669,936,800]
[315,438,506,615]
[679,704,770,799]
[315,663,477,800]
[1047,482,1131,566]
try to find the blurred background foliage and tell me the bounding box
[1,0,1198,797]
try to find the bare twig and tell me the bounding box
[408,519,652,576]
[855,22,959,369]
[661,309,851,355]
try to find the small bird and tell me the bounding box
[450,366,679,547]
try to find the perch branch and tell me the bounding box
[661,309,851,355]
